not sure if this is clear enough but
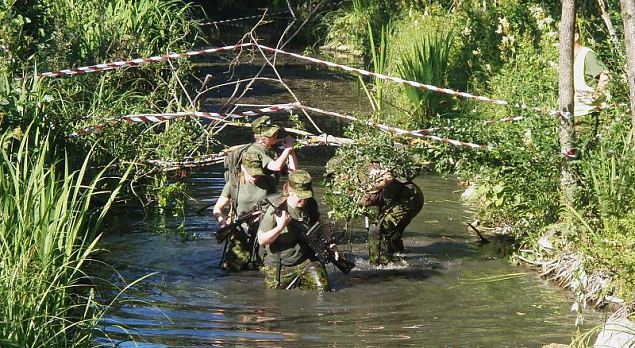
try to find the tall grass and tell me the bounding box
[359,21,389,112]
[397,28,453,127]
[0,127,128,346]
[567,136,635,299]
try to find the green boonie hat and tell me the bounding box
[289,170,313,199]
[252,116,280,137]
[241,152,264,177]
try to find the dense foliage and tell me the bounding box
[0,0,206,344]
[0,0,207,179]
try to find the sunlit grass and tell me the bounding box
[0,127,128,346]
[397,28,453,127]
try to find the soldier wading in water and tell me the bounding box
[213,153,276,271]
[360,162,424,266]
[213,116,297,271]
[257,170,343,291]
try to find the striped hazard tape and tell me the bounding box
[200,10,289,27]
[40,43,254,78]
[70,103,300,137]
[123,104,298,123]
[41,41,563,118]
[294,103,492,150]
[256,45,561,117]
[199,0,344,26]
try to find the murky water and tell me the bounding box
[94,48,603,346]
[95,166,602,347]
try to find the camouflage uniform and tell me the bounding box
[362,179,424,265]
[221,223,258,272]
[258,171,331,292]
[262,259,329,291]
[219,152,276,271]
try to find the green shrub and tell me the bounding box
[324,122,422,222]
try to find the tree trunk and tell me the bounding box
[559,0,577,204]
[621,0,635,144]
[597,0,620,47]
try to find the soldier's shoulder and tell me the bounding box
[261,193,284,210]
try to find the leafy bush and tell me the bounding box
[324,122,422,222]
[320,0,383,56]
[568,121,635,299]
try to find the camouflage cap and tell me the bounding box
[288,170,313,200]
[252,116,280,137]
[241,152,264,177]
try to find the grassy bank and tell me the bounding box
[0,0,208,344]
[0,127,127,346]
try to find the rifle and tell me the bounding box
[291,220,355,274]
[215,206,261,244]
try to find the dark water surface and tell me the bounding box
[95,167,601,347]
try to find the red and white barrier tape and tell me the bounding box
[40,43,254,78]
[200,0,344,26]
[416,115,526,133]
[200,10,289,27]
[70,103,300,137]
[256,45,560,117]
[124,104,299,123]
[294,104,491,150]
[41,41,562,118]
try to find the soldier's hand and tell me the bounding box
[274,210,291,228]
[281,135,295,149]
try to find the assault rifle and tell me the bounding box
[291,220,355,274]
[215,206,261,244]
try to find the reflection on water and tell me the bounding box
[95,167,601,347]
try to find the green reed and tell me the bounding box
[0,127,128,347]
[397,28,453,127]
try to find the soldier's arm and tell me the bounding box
[257,209,290,245]
[213,183,233,227]
[266,147,294,172]
[213,196,230,228]
[287,148,298,172]
[318,216,342,260]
